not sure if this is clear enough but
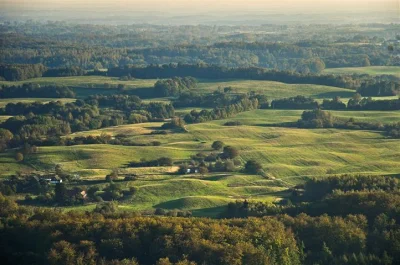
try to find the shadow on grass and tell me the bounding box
[315,91,355,99]
[199,174,231,181]
[191,206,227,218]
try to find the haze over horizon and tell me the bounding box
[1,0,398,12]
[0,0,398,25]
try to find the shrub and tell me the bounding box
[245,160,263,174]
[15,152,24,162]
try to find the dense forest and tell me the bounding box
[0,174,399,265]
[1,22,399,71]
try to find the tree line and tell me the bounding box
[0,96,174,151]
[0,83,76,98]
[296,109,400,138]
[183,96,259,124]
[272,95,400,111]
[2,22,397,71]
[0,63,47,81]
[107,63,366,89]
[154,77,197,97]
[2,63,398,99]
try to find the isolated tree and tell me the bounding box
[212,141,224,150]
[15,152,24,162]
[245,160,263,174]
[222,146,239,159]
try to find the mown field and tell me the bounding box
[324,66,400,78]
[1,108,399,215]
[0,76,355,99]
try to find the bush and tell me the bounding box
[224,121,242,126]
[15,152,24,162]
[245,160,263,174]
[211,141,224,150]
[222,146,239,159]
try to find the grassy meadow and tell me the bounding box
[1,108,399,215]
[0,75,399,216]
[324,66,400,78]
[0,76,356,100]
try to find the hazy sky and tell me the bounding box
[1,0,398,13]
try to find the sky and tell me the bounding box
[1,0,398,13]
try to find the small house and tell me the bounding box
[185,167,199,174]
[50,176,62,184]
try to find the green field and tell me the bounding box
[3,109,398,179]
[0,76,356,99]
[324,66,400,78]
[0,76,399,216]
[197,79,354,99]
[1,109,399,215]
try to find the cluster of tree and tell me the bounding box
[224,175,400,220]
[0,83,76,98]
[173,90,268,109]
[0,175,49,196]
[321,96,347,110]
[178,144,241,174]
[154,77,197,97]
[161,117,186,132]
[107,63,389,90]
[222,175,400,264]
[88,183,137,202]
[347,93,400,110]
[357,80,400,97]
[1,132,107,149]
[43,66,87,77]
[183,96,259,124]
[0,97,175,148]
[85,95,175,119]
[297,109,400,138]
[322,94,400,111]
[271,95,319,109]
[50,183,87,206]
[1,115,72,141]
[268,95,400,113]
[127,157,173,168]
[386,123,400,138]
[0,63,47,81]
[176,92,398,113]
[297,174,398,202]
